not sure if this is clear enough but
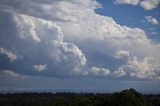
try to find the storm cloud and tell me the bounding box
[0,0,160,80]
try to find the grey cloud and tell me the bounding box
[112,67,126,77]
[0,47,19,62]
[0,70,24,79]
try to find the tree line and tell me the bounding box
[0,88,159,106]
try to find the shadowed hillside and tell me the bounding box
[0,88,159,106]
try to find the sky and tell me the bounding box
[0,0,160,93]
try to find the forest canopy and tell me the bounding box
[0,88,159,106]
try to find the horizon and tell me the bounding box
[0,89,160,95]
[1,87,160,94]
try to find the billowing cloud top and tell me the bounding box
[0,0,160,80]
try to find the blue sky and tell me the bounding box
[96,0,160,42]
[0,0,160,93]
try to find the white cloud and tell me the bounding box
[114,0,160,10]
[0,47,18,62]
[0,70,24,79]
[116,50,130,59]
[14,15,41,43]
[54,41,87,66]
[114,0,140,5]
[127,57,160,80]
[145,16,159,25]
[113,55,160,80]
[140,0,160,10]
[33,64,47,72]
[90,67,111,76]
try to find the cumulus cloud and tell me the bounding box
[128,57,160,79]
[12,14,89,77]
[114,0,160,10]
[33,64,47,72]
[0,47,18,62]
[140,0,160,10]
[0,0,160,80]
[145,16,159,25]
[113,55,160,80]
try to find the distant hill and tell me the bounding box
[0,88,159,106]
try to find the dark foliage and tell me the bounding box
[145,94,160,106]
[0,88,159,106]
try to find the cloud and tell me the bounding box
[14,15,41,43]
[0,47,18,62]
[33,64,47,72]
[140,0,160,10]
[12,14,89,77]
[0,70,24,79]
[112,67,126,77]
[151,32,157,35]
[114,0,140,5]
[116,50,130,59]
[90,67,111,77]
[0,0,160,80]
[113,55,160,80]
[145,16,159,25]
[114,0,160,10]
[128,57,160,80]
